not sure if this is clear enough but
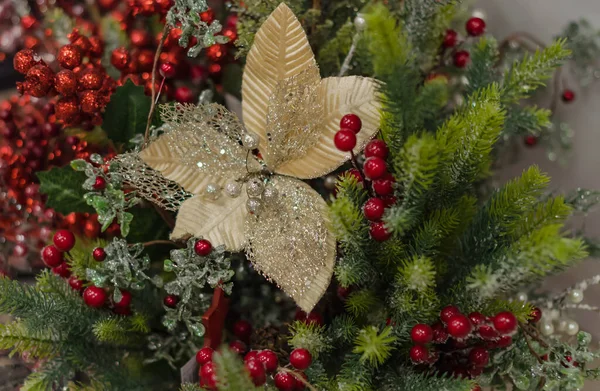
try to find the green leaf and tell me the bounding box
[102,80,152,144]
[37,166,95,214]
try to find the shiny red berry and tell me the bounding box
[410,345,429,364]
[92,247,106,262]
[346,168,363,184]
[373,174,395,196]
[42,245,64,267]
[469,347,489,367]
[196,347,214,365]
[497,335,513,348]
[334,129,357,152]
[93,176,106,190]
[562,89,575,102]
[440,305,461,324]
[159,62,176,78]
[454,50,470,68]
[472,385,482,391]
[229,340,247,355]
[289,348,312,370]
[478,324,499,340]
[364,139,389,159]
[114,290,132,308]
[174,86,195,103]
[369,221,391,242]
[163,294,179,308]
[257,349,278,372]
[83,286,106,308]
[233,319,252,342]
[524,135,538,147]
[244,350,259,362]
[447,314,472,339]
[411,324,433,344]
[492,311,517,335]
[468,312,487,326]
[294,372,308,390]
[194,239,212,256]
[52,262,71,278]
[363,157,387,180]
[363,198,386,221]
[200,362,217,389]
[68,276,84,291]
[529,307,542,324]
[274,371,297,391]
[340,114,362,133]
[305,312,324,326]
[244,358,266,386]
[53,229,76,251]
[443,29,458,47]
[432,322,449,344]
[466,17,486,36]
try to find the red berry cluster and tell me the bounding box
[442,17,487,69]
[41,229,76,277]
[408,305,518,381]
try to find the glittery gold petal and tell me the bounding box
[245,176,336,312]
[275,76,382,179]
[171,194,248,251]
[242,2,319,154]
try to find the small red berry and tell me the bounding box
[53,229,76,252]
[478,324,499,340]
[363,198,386,221]
[244,350,259,362]
[340,114,362,134]
[409,345,429,364]
[443,29,458,48]
[469,347,490,367]
[42,245,64,267]
[334,129,357,152]
[562,89,575,103]
[363,157,387,180]
[472,385,482,391]
[294,309,307,321]
[229,340,247,355]
[233,319,252,342]
[529,307,542,324]
[372,173,394,196]
[524,135,538,147]
[411,324,433,344]
[468,312,487,326]
[497,335,513,348]
[289,348,312,370]
[369,221,391,242]
[446,314,472,339]
[93,176,107,190]
[440,305,461,324]
[257,349,278,373]
[52,262,71,278]
[200,362,217,389]
[364,139,389,159]
[114,290,132,308]
[492,311,517,335]
[244,357,267,386]
[294,372,308,390]
[83,286,106,308]
[92,247,107,262]
[345,168,363,184]
[454,50,470,68]
[305,312,324,326]
[163,294,179,308]
[194,239,212,256]
[432,322,449,344]
[174,86,195,103]
[68,276,84,291]
[274,371,297,391]
[466,17,486,37]
[159,62,176,78]
[196,347,214,365]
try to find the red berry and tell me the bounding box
[274,371,297,391]
[294,372,308,390]
[562,89,575,102]
[52,262,71,278]
[432,322,449,344]
[410,345,429,364]
[114,306,132,316]
[68,276,84,291]
[440,305,461,324]
[174,86,195,103]
[334,129,357,152]
[443,29,458,48]
[53,229,76,252]
[492,311,517,335]
[93,176,107,190]
[200,362,217,389]
[229,340,247,355]
[454,50,470,68]
[472,386,482,391]
[369,221,391,242]
[92,247,107,262]
[478,324,499,340]
[245,350,259,362]
[363,157,387,180]
[114,290,132,308]
[163,294,179,308]
[244,357,266,386]
[529,307,542,324]
[468,312,487,326]
[411,324,433,344]
[294,309,307,321]
[233,319,252,342]
[364,139,389,159]
[346,168,363,184]
[289,348,312,370]
[497,335,512,348]
[83,286,106,308]
[372,173,394,196]
[469,347,489,367]
[194,239,212,256]
[447,314,472,339]
[257,349,279,373]
[305,312,324,326]
[524,135,538,147]
[41,245,64,267]
[363,198,386,221]
[466,17,486,37]
[340,114,362,134]
[160,62,176,78]
[196,347,214,365]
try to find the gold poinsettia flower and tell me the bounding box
[139,3,381,311]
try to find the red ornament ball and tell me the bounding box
[53,229,76,252]
[257,349,278,373]
[58,45,82,70]
[160,62,177,78]
[529,307,542,324]
[174,86,195,103]
[466,17,486,37]
[114,290,132,308]
[42,245,64,267]
[364,139,389,159]
[79,90,103,114]
[54,70,78,96]
[233,319,252,342]
[443,29,458,48]
[305,311,324,326]
[524,135,538,147]
[340,114,362,133]
[440,305,461,324]
[55,97,80,123]
[363,197,386,221]
[68,276,84,291]
[164,294,179,308]
[447,314,472,339]
[194,239,212,256]
[274,371,297,391]
[93,176,107,190]
[52,262,71,278]
[206,44,226,62]
[373,174,395,196]
[92,247,107,262]
[200,362,217,389]
[454,50,470,68]
[25,65,54,97]
[83,286,107,308]
[14,49,39,74]
[79,68,104,90]
[369,221,391,242]
[229,340,247,355]
[334,129,357,152]
[196,347,214,365]
[409,345,429,364]
[289,348,312,370]
[411,324,433,344]
[200,8,215,23]
[363,157,387,180]
[562,89,575,103]
[468,312,487,326]
[492,311,517,335]
[111,47,130,71]
[244,358,267,386]
[469,347,490,367]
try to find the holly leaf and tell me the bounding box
[102,80,152,144]
[37,166,95,214]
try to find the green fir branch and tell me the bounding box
[0,320,58,358]
[353,326,396,367]
[288,321,331,358]
[213,348,256,390]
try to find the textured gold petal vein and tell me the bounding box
[275,76,382,179]
[245,176,336,312]
[171,194,248,251]
[241,2,318,159]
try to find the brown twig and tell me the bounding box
[139,240,181,248]
[519,322,549,348]
[278,367,318,391]
[521,326,545,364]
[144,25,170,144]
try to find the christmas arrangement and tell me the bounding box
[1,1,600,390]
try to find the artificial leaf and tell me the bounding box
[102,80,152,144]
[37,166,95,214]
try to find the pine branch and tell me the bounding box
[364,4,409,77]
[213,348,256,390]
[0,320,58,358]
[466,37,500,95]
[353,326,396,367]
[288,321,331,358]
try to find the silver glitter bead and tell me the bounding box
[566,319,580,336]
[246,177,265,197]
[516,292,528,303]
[224,180,242,198]
[204,183,221,200]
[540,321,554,336]
[246,197,262,215]
[354,14,366,31]
[242,132,260,150]
[262,184,279,204]
[324,175,337,190]
[567,288,584,304]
